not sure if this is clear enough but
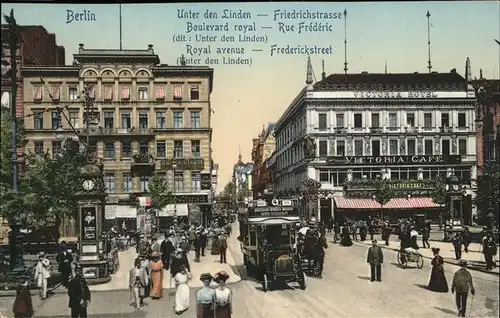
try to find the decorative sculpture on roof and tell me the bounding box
[303,136,316,159]
[180,54,187,66]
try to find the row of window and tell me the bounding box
[32,84,200,102]
[317,168,471,186]
[33,140,202,159]
[276,137,468,171]
[318,112,468,130]
[32,110,202,130]
[317,138,468,157]
[104,172,203,194]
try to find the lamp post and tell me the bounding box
[172,161,178,227]
[3,9,24,272]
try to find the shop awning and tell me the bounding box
[334,197,442,210]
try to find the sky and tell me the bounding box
[1,1,499,192]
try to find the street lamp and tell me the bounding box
[172,161,178,225]
[3,9,25,272]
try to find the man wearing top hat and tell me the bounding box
[452,260,475,317]
[56,241,73,288]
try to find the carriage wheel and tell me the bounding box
[262,273,268,292]
[416,255,424,269]
[397,252,408,268]
[397,252,403,265]
[299,272,307,290]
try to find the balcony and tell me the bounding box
[153,126,212,133]
[405,127,418,134]
[370,127,383,133]
[131,153,155,172]
[159,158,205,170]
[440,126,453,133]
[85,127,155,136]
[334,127,347,134]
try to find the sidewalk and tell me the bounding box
[354,239,500,275]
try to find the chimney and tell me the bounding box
[321,60,326,81]
[480,69,483,79]
[450,68,457,74]
[78,43,84,53]
[148,44,154,52]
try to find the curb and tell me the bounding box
[352,241,500,277]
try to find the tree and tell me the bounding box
[21,139,86,233]
[474,172,500,226]
[148,175,174,214]
[428,176,447,206]
[0,110,27,222]
[373,178,395,220]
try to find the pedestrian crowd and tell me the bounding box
[128,220,234,317]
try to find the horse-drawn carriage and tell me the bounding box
[238,197,306,292]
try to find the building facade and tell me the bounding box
[273,58,477,224]
[1,25,65,238]
[233,151,254,202]
[1,25,65,113]
[251,123,276,197]
[472,78,500,172]
[21,43,214,232]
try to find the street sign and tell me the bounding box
[281,199,292,206]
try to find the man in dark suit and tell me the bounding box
[367,239,384,282]
[67,264,91,317]
[56,241,73,287]
[452,260,475,317]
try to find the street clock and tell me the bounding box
[82,179,95,191]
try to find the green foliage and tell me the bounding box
[474,172,500,225]
[148,175,174,213]
[429,176,447,205]
[21,138,86,224]
[373,178,395,207]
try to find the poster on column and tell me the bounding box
[81,207,97,241]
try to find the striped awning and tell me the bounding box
[334,197,442,210]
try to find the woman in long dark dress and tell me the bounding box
[12,278,34,318]
[427,247,449,292]
[340,226,353,247]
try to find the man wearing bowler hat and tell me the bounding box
[366,239,384,282]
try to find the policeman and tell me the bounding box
[451,260,475,317]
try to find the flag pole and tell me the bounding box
[119,3,123,50]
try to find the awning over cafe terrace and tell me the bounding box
[334,197,442,210]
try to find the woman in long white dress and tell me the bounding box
[174,264,192,314]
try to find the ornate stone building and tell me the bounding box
[251,123,276,197]
[21,44,215,231]
[273,57,477,224]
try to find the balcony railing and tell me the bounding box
[334,127,347,134]
[440,126,453,133]
[84,127,155,135]
[370,127,383,133]
[160,158,204,170]
[131,153,155,167]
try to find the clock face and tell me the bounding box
[83,179,95,191]
[452,184,460,191]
